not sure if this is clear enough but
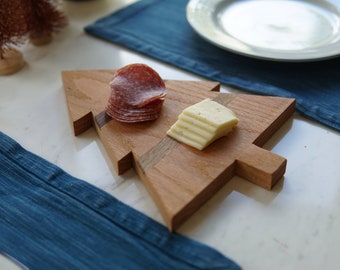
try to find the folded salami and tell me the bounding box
[106,64,167,123]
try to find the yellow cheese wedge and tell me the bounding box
[167,98,239,150]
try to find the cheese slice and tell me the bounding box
[167,98,239,150]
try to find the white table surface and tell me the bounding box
[1,1,340,269]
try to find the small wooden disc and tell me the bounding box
[0,49,25,76]
[30,34,53,46]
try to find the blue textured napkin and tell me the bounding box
[0,131,240,270]
[84,0,340,131]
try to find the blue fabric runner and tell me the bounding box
[84,0,340,131]
[0,131,240,270]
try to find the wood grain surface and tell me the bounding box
[0,49,25,75]
[62,69,295,231]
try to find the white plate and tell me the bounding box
[186,0,340,61]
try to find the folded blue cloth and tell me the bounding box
[85,0,340,131]
[0,131,240,270]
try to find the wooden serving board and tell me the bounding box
[62,69,295,231]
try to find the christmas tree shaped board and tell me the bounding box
[62,69,295,231]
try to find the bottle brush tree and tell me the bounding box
[0,0,27,75]
[0,0,68,75]
[25,0,68,46]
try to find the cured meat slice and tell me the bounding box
[106,99,164,123]
[106,64,167,123]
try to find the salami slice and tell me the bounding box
[106,64,167,123]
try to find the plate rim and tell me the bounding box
[186,0,340,62]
